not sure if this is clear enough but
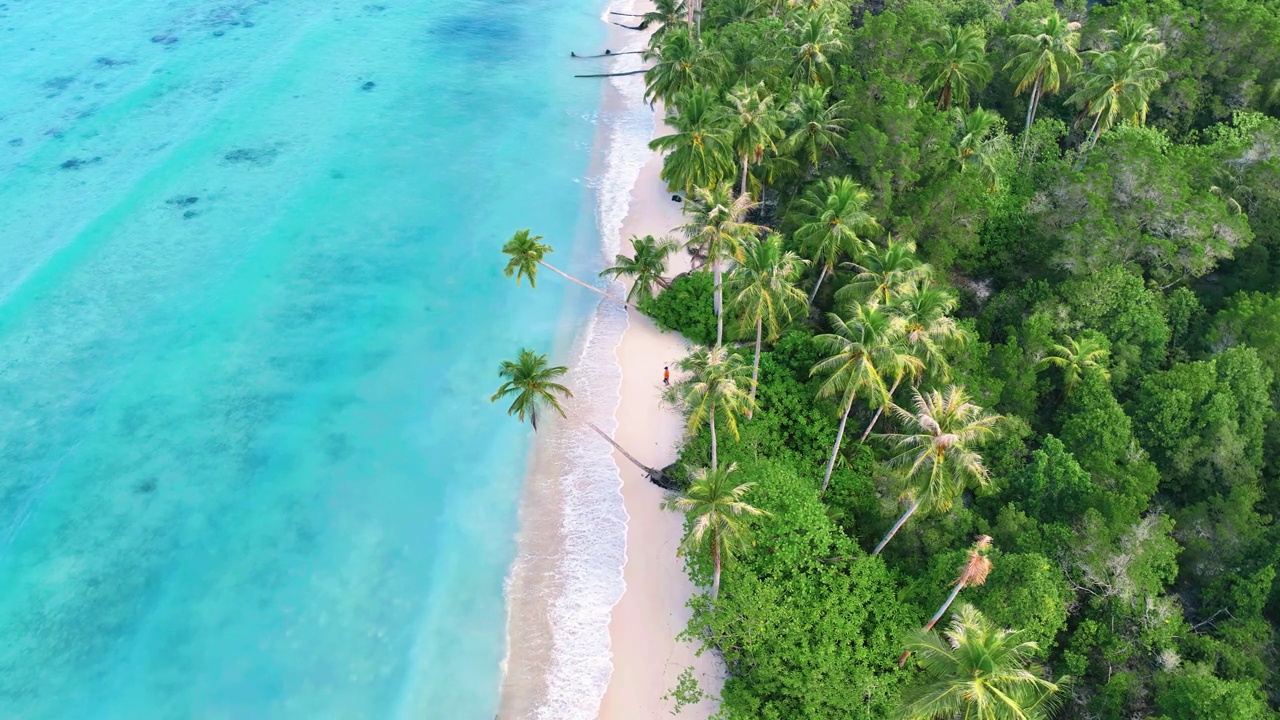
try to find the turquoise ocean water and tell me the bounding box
[0,0,608,717]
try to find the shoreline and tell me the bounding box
[499,1,722,717]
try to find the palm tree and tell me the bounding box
[671,345,757,470]
[811,305,921,493]
[600,234,681,304]
[492,349,671,482]
[651,86,736,194]
[1005,11,1081,165]
[792,176,879,303]
[723,83,786,196]
[664,463,768,599]
[681,184,763,347]
[872,388,1000,556]
[490,348,572,432]
[643,0,689,50]
[923,25,991,111]
[1035,333,1110,392]
[837,237,929,307]
[955,107,1008,192]
[897,602,1061,719]
[502,229,630,308]
[858,277,966,442]
[644,32,727,105]
[727,233,808,408]
[780,85,850,171]
[1069,42,1167,151]
[789,10,846,86]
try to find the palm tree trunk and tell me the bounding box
[713,261,724,347]
[739,153,750,197]
[872,497,921,556]
[540,261,632,309]
[821,393,855,494]
[586,421,663,478]
[898,577,969,667]
[710,534,722,598]
[1017,74,1043,169]
[924,579,967,632]
[709,399,718,471]
[808,264,829,305]
[749,317,763,414]
[859,377,901,442]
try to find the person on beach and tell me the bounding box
[663,366,670,385]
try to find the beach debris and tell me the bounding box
[60,156,102,170]
[151,34,179,45]
[361,81,376,91]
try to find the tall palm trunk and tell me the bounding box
[587,421,662,478]
[821,393,855,493]
[714,261,724,347]
[937,81,952,111]
[808,264,829,305]
[540,261,632,309]
[898,578,969,667]
[710,533,722,598]
[749,317,763,414]
[1087,109,1104,150]
[872,496,921,556]
[1017,73,1044,168]
[740,153,750,197]
[709,399,718,470]
[859,377,901,442]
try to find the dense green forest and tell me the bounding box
[499,0,1280,717]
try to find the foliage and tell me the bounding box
[641,271,717,346]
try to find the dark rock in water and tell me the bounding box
[361,81,376,91]
[7,138,21,147]
[96,57,131,67]
[183,210,198,219]
[151,34,178,45]
[60,156,102,170]
[329,170,346,180]
[44,76,75,92]
[136,479,157,494]
[223,147,279,166]
[604,49,612,54]
[166,195,199,206]
[242,21,254,27]
[213,30,225,36]
[671,195,682,202]
[364,4,387,11]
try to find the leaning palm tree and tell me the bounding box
[1069,42,1167,151]
[1005,11,1081,166]
[789,10,846,86]
[780,84,850,171]
[651,86,736,194]
[792,176,879,303]
[811,305,921,493]
[644,32,728,105]
[682,184,764,347]
[502,229,630,308]
[671,345,757,470]
[926,537,994,632]
[954,107,1009,192]
[897,602,1061,719]
[490,348,572,432]
[837,237,929,307]
[858,277,967,441]
[723,83,786,197]
[923,25,991,111]
[643,0,689,50]
[492,349,670,482]
[664,463,768,599]
[873,388,1001,556]
[727,233,808,407]
[600,234,681,304]
[1035,333,1111,392]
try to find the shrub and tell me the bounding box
[640,271,716,346]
